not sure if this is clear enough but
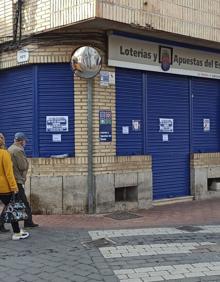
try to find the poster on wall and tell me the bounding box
[159,118,174,132]
[99,110,112,142]
[100,71,109,86]
[100,71,116,86]
[203,118,210,132]
[132,120,141,131]
[109,72,115,85]
[46,116,69,132]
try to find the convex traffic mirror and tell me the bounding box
[71,46,102,79]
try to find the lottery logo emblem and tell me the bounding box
[159,46,173,72]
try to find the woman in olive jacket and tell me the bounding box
[0,133,29,240]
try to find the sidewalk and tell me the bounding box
[33,198,220,230]
[1,198,220,282]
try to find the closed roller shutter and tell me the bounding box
[0,66,34,156]
[147,72,190,200]
[0,64,74,157]
[192,78,220,152]
[116,68,144,156]
[38,64,74,157]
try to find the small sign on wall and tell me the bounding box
[122,126,129,134]
[17,48,29,63]
[162,134,169,142]
[52,134,62,142]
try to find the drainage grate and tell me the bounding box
[176,225,203,232]
[104,211,142,220]
[81,238,116,249]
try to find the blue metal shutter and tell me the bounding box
[37,64,74,157]
[146,72,190,200]
[116,68,144,156]
[192,78,220,152]
[0,66,34,156]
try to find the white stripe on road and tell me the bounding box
[89,225,220,240]
[114,261,220,281]
[99,242,215,258]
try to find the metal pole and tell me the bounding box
[87,79,95,213]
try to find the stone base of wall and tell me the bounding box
[26,156,152,214]
[95,170,152,213]
[28,175,87,214]
[191,153,220,200]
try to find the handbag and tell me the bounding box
[1,194,28,223]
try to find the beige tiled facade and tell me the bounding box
[0,0,13,43]
[0,0,220,43]
[0,0,220,213]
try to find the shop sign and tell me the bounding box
[108,35,220,79]
[46,116,69,132]
[99,111,112,142]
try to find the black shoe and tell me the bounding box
[24,222,39,228]
[0,225,10,232]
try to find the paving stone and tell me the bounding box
[103,278,119,282]
[20,273,40,281]
[0,276,19,282]
[69,276,88,282]
[99,269,115,276]
[87,274,103,280]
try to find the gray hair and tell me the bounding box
[0,133,6,149]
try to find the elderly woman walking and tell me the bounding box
[0,133,29,240]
